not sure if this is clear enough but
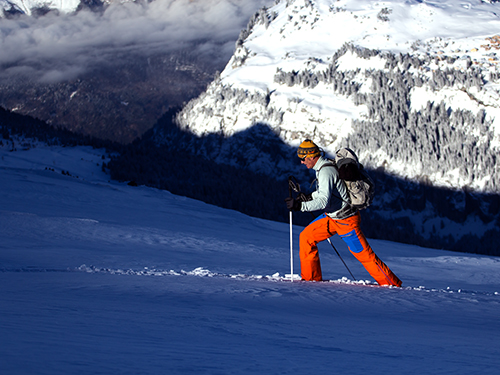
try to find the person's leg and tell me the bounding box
[335,213,402,287]
[299,216,335,281]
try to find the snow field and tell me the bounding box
[1,143,500,374]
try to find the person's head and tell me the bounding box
[297,139,321,169]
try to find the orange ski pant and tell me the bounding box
[299,212,402,286]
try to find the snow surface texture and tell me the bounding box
[1,141,499,374]
[176,0,500,193]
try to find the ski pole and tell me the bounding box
[325,237,356,281]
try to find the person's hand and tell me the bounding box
[285,197,301,211]
[297,193,312,202]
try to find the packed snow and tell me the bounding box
[1,141,499,374]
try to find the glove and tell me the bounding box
[297,193,312,202]
[285,197,301,211]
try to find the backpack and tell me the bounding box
[319,148,375,210]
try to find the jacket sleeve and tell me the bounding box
[301,166,339,212]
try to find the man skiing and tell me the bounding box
[285,139,402,286]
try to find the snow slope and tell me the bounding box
[1,141,499,374]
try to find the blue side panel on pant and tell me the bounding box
[340,230,364,253]
[310,212,328,224]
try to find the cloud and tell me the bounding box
[0,0,271,83]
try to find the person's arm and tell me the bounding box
[301,167,336,212]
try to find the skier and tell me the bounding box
[285,139,402,286]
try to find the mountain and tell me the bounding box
[126,0,500,255]
[1,137,500,374]
[0,0,271,143]
[1,0,107,16]
[0,52,216,143]
[174,0,500,192]
[2,0,499,254]
[0,0,215,144]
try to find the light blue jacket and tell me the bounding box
[301,156,357,220]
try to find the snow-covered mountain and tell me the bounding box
[2,0,499,253]
[173,0,500,193]
[141,0,500,254]
[0,0,110,16]
[2,0,85,15]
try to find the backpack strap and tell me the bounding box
[317,162,336,172]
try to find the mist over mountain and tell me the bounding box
[0,0,271,143]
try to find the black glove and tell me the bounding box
[285,197,301,211]
[297,193,312,202]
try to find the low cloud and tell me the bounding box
[0,0,271,83]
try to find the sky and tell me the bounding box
[1,136,499,374]
[0,0,272,83]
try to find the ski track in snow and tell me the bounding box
[1,264,498,299]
